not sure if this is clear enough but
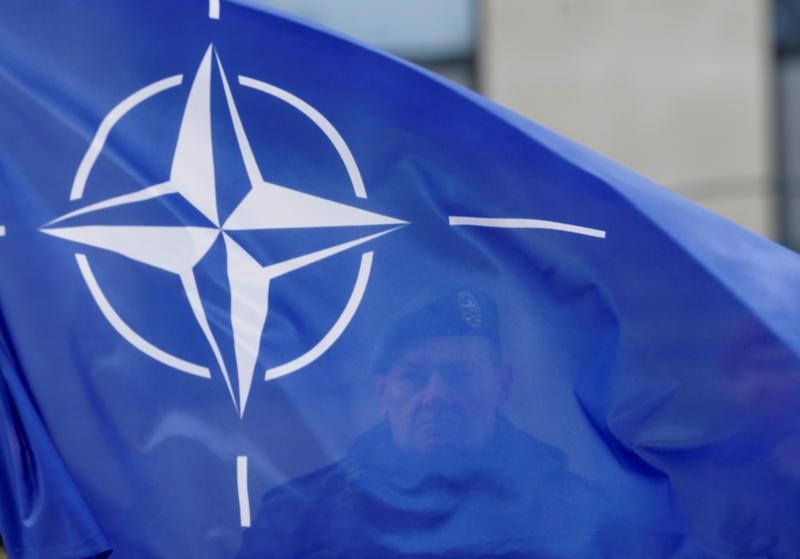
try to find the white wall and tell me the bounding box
[480,0,774,237]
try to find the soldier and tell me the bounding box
[238,286,680,557]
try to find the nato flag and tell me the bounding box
[1,1,799,558]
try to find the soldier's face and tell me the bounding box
[379,335,509,455]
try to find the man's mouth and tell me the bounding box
[413,415,463,434]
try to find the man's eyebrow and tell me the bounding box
[391,358,425,370]
[407,361,438,371]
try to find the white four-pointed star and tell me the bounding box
[43,45,405,416]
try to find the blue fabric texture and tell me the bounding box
[0,1,799,557]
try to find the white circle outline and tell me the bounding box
[72,72,374,382]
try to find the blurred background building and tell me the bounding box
[261,0,797,250]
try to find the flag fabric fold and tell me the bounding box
[0,338,110,559]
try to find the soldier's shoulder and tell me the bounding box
[239,460,357,556]
[260,460,353,513]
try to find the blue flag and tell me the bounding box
[2,1,800,557]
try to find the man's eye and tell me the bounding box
[401,369,428,387]
[444,366,478,383]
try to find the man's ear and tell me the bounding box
[377,374,388,417]
[497,364,513,410]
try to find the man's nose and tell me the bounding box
[420,371,453,404]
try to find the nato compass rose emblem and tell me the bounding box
[33,1,606,528]
[42,44,406,419]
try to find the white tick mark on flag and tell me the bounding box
[0,225,6,237]
[237,455,251,528]
[448,216,606,239]
[209,0,220,20]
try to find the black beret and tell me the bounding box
[372,285,500,374]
